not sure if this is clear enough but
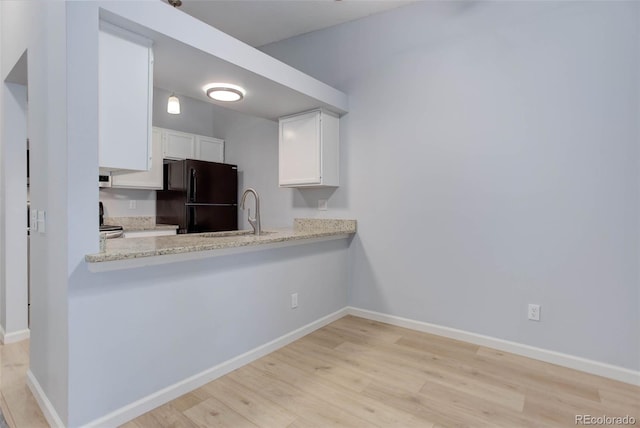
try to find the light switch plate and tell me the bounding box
[37,210,46,234]
[31,209,38,232]
[318,199,328,211]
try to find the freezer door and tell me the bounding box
[186,205,238,233]
[186,160,237,204]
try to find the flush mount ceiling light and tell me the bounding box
[167,93,181,114]
[203,83,246,102]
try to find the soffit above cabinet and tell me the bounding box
[98,2,348,121]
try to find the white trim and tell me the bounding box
[347,307,640,387]
[99,20,153,48]
[0,325,29,344]
[26,370,65,428]
[81,307,349,428]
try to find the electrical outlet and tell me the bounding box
[129,200,137,210]
[318,199,328,211]
[528,304,540,321]
[291,293,298,309]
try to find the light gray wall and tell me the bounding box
[261,1,640,370]
[2,0,71,423]
[69,239,349,425]
[152,87,215,137]
[1,82,28,336]
[66,3,103,427]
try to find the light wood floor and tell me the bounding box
[1,316,638,427]
[125,315,639,428]
[0,340,48,428]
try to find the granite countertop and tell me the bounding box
[86,218,356,264]
[103,217,178,231]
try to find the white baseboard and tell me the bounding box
[26,370,65,428]
[81,307,349,428]
[0,325,29,344]
[347,306,640,387]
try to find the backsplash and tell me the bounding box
[99,188,156,218]
[293,218,357,234]
[103,216,156,229]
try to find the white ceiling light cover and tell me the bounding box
[203,83,246,102]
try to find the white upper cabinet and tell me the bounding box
[195,136,225,163]
[109,127,225,190]
[162,129,196,160]
[111,128,163,189]
[98,22,153,173]
[279,109,339,188]
[159,127,225,163]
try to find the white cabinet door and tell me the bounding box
[111,128,163,189]
[99,22,153,172]
[162,129,196,160]
[279,109,339,187]
[195,136,224,163]
[279,111,321,186]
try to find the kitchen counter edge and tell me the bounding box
[85,219,356,272]
[124,224,179,232]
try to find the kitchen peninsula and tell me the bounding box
[86,218,356,271]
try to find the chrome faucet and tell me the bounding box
[240,188,261,235]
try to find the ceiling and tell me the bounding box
[101,2,347,121]
[151,30,347,120]
[169,0,415,47]
[105,0,413,121]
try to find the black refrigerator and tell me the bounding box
[157,159,238,234]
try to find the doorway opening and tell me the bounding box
[1,50,30,342]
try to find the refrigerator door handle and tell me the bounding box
[187,205,197,231]
[189,168,197,202]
